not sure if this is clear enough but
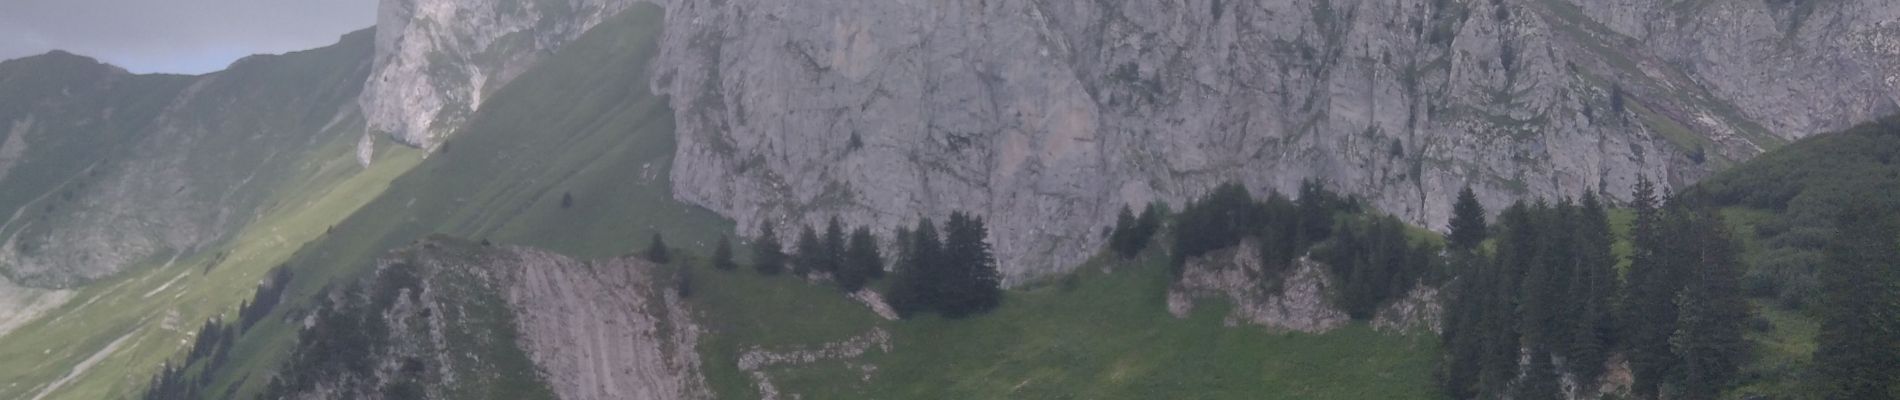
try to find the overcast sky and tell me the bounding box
[0,0,378,74]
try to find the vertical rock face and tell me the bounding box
[359,0,640,148]
[650,0,1900,284]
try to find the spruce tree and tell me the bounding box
[1111,206,1136,257]
[1624,177,1682,398]
[840,227,884,292]
[823,217,847,275]
[1668,211,1747,400]
[793,225,822,276]
[645,233,671,264]
[888,219,943,318]
[753,222,785,275]
[1816,207,1900,398]
[1566,191,1617,385]
[1135,203,1162,253]
[943,211,1002,317]
[712,235,737,271]
[1448,187,1488,252]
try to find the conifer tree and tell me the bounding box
[753,222,785,275]
[1668,211,1747,400]
[793,225,822,276]
[823,217,847,275]
[1816,207,1900,398]
[1111,205,1138,257]
[645,233,671,264]
[1624,177,1684,398]
[944,211,1002,317]
[888,219,943,318]
[840,227,884,292]
[1448,187,1488,252]
[1566,191,1617,385]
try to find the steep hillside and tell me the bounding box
[127,5,736,398]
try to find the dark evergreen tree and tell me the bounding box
[712,235,737,271]
[1448,186,1488,252]
[1520,201,1574,355]
[1565,191,1618,386]
[1477,204,1534,399]
[1297,179,1342,244]
[1815,207,1900,399]
[839,227,884,292]
[753,222,786,275]
[645,233,671,264]
[943,211,1003,317]
[1111,205,1138,257]
[888,218,944,318]
[793,225,822,276]
[1624,177,1685,398]
[1135,203,1163,251]
[823,216,847,275]
[1668,210,1748,400]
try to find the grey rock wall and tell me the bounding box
[647,0,1900,284]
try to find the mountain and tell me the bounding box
[641,0,1900,283]
[0,0,1895,398]
[0,31,375,288]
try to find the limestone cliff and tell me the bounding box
[647,0,1900,283]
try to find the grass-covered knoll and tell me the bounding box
[689,244,1441,399]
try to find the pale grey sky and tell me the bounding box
[0,0,377,74]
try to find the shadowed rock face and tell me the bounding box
[643,0,1899,284]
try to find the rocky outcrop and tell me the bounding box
[1168,240,1348,333]
[503,246,711,400]
[649,0,1900,284]
[1371,284,1442,333]
[358,0,640,148]
[273,237,710,400]
[737,327,892,400]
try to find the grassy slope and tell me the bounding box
[0,121,425,400]
[194,4,733,397]
[691,245,1443,399]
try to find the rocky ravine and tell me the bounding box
[275,237,709,400]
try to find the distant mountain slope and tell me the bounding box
[0,30,375,287]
